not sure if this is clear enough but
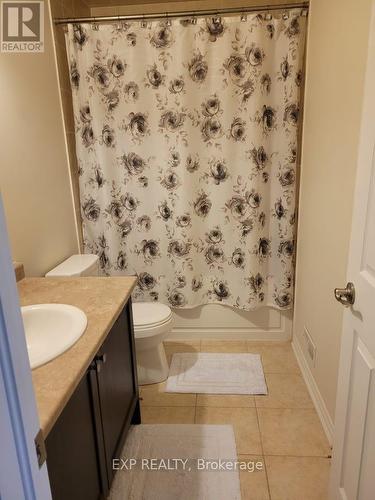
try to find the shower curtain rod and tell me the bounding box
[54,2,309,25]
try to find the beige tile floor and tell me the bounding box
[139,340,332,500]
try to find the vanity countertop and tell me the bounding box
[17,276,137,437]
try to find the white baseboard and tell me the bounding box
[292,338,334,445]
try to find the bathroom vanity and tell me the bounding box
[17,276,139,500]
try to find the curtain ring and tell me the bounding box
[301,9,308,17]
[265,11,272,21]
[282,11,290,20]
[92,18,99,30]
[240,13,247,22]
[166,12,171,26]
[141,15,147,28]
[191,15,197,24]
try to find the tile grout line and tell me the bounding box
[194,397,198,424]
[254,405,316,410]
[262,453,332,458]
[235,453,331,459]
[143,403,315,410]
[255,403,272,500]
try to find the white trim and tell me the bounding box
[292,337,334,445]
[0,197,52,499]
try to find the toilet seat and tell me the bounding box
[132,302,172,339]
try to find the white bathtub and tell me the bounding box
[169,304,292,341]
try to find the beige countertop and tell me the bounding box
[17,276,137,437]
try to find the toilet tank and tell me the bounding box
[45,254,99,277]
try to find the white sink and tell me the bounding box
[21,304,88,369]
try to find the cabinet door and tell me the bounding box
[96,301,138,486]
[45,370,103,500]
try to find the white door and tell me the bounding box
[0,195,51,499]
[329,5,375,500]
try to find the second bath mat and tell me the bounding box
[165,353,268,395]
[109,424,241,500]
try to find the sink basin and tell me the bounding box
[21,304,88,369]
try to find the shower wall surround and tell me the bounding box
[90,0,305,18]
[50,0,91,251]
[65,11,306,316]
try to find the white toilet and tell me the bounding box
[46,254,172,386]
[45,254,99,277]
[132,302,172,385]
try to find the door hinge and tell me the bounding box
[34,429,47,468]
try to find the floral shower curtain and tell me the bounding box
[65,10,306,310]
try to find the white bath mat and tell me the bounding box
[109,424,241,500]
[166,353,267,395]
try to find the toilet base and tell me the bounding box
[136,342,169,385]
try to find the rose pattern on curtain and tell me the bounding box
[65,11,306,310]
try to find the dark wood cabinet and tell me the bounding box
[45,372,103,500]
[96,304,138,488]
[45,300,140,500]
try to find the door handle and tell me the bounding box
[95,354,107,364]
[94,354,107,373]
[334,282,355,307]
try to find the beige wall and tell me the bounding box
[0,0,79,276]
[293,0,373,423]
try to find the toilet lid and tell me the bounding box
[132,302,172,328]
